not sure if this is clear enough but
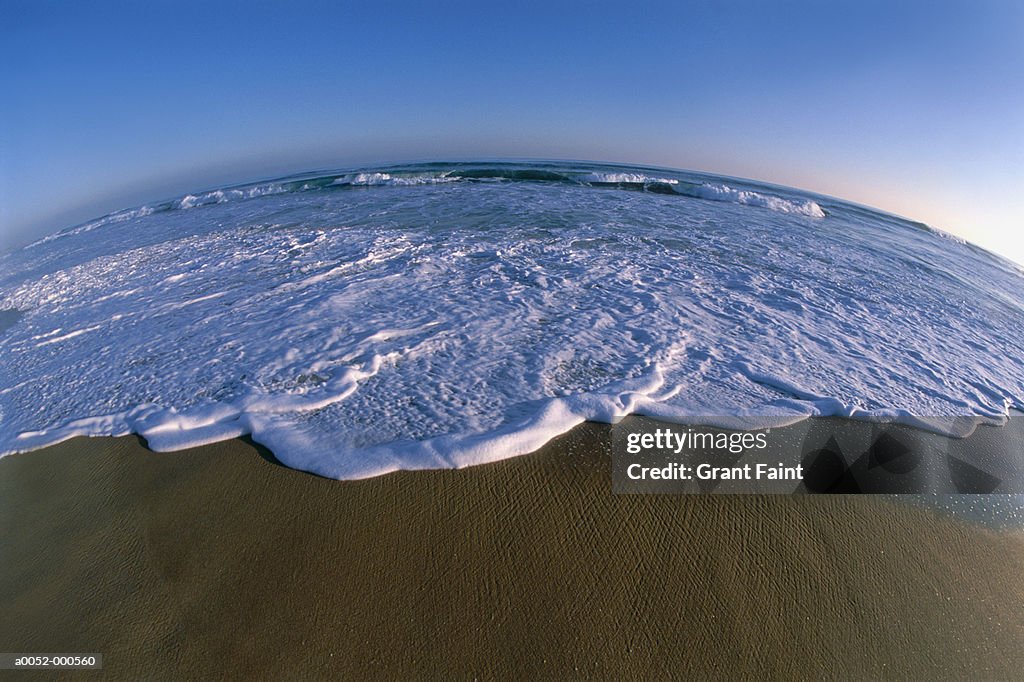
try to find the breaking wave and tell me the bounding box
[26,163,829,252]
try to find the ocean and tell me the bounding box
[2,160,1023,479]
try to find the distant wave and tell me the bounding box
[328,167,827,218]
[579,172,678,185]
[686,183,826,218]
[27,164,829,252]
[578,172,825,216]
[174,183,289,209]
[331,172,459,187]
[26,206,158,248]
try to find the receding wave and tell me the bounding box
[3,160,1020,479]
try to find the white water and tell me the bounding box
[2,162,1022,478]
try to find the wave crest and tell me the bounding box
[687,183,826,218]
[27,164,829,251]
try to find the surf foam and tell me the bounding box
[1,162,1021,478]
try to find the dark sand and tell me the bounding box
[3,424,1024,679]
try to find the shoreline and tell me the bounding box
[6,407,1024,487]
[2,424,1024,678]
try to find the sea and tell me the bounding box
[2,160,1023,481]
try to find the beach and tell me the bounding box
[2,423,1024,679]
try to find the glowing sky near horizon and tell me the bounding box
[2,0,1022,264]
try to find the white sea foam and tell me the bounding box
[580,172,824,217]
[1,163,1022,478]
[333,172,458,187]
[580,172,679,185]
[25,206,157,249]
[691,183,826,217]
[24,183,291,251]
[174,183,287,209]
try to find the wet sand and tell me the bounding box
[2,423,1024,679]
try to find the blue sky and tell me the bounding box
[2,0,1022,263]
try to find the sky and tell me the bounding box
[2,0,1022,263]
